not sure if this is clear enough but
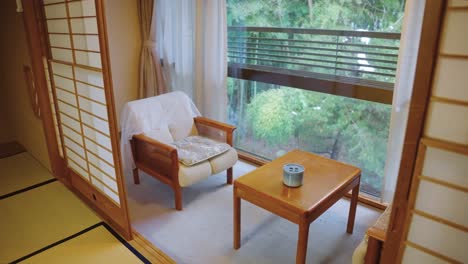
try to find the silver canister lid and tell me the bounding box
[283,163,304,187]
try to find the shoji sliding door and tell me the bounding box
[40,0,131,239]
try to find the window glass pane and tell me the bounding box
[228,78,391,197]
[226,0,403,199]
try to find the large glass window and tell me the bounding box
[227,0,405,199]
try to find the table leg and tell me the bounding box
[233,188,241,249]
[296,218,310,264]
[347,183,360,234]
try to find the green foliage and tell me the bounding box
[230,82,391,196]
[227,0,405,32]
[226,0,402,196]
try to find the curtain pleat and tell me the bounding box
[138,0,166,98]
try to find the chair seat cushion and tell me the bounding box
[178,161,212,187]
[209,148,238,174]
[171,136,230,166]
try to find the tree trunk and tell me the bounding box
[331,130,342,160]
[307,0,313,23]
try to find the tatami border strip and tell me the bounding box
[102,223,151,264]
[9,222,150,264]
[0,178,58,200]
[10,222,103,264]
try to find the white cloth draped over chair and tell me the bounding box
[120,91,200,177]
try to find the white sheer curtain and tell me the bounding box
[156,0,228,121]
[381,0,426,203]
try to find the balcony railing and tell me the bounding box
[227,26,401,104]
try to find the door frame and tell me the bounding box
[380,0,446,263]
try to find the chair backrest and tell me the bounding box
[124,91,201,143]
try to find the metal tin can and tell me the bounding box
[283,164,304,187]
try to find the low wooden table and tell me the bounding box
[233,150,361,264]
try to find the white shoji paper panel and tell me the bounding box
[55,89,76,106]
[62,125,83,146]
[51,48,73,63]
[402,245,448,264]
[423,146,468,188]
[81,111,110,135]
[441,11,468,55]
[44,3,67,19]
[51,62,73,77]
[70,18,98,34]
[75,51,102,68]
[64,137,85,157]
[68,0,96,17]
[432,57,468,102]
[74,67,104,87]
[90,178,120,204]
[414,180,468,227]
[77,82,106,103]
[58,101,79,119]
[84,138,113,165]
[78,97,108,120]
[89,166,117,191]
[87,151,116,179]
[68,160,89,180]
[60,113,81,132]
[425,102,468,145]
[408,214,468,263]
[83,126,111,150]
[73,35,100,51]
[53,76,74,92]
[47,20,69,34]
[66,147,87,170]
[49,34,72,49]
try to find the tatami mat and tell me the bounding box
[0,181,101,263]
[0,152,53,198]
[19,225,147,264]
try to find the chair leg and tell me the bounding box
[133,168,140,184]
[227,167,233,185]
[174,186,183,211]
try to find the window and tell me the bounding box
[227,0,405,199]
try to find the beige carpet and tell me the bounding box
[0,152,53,197]
[127,161,382,264]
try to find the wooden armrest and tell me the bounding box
[194,117,236,133]
[367,226,387,242]
[132,134,177,154]
[130,134,179,185]
[194,117,236,146]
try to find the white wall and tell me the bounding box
[0,1,51,169]
[402,1,468,263]
[105,0,141,127]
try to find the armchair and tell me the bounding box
[122,92,238,210]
